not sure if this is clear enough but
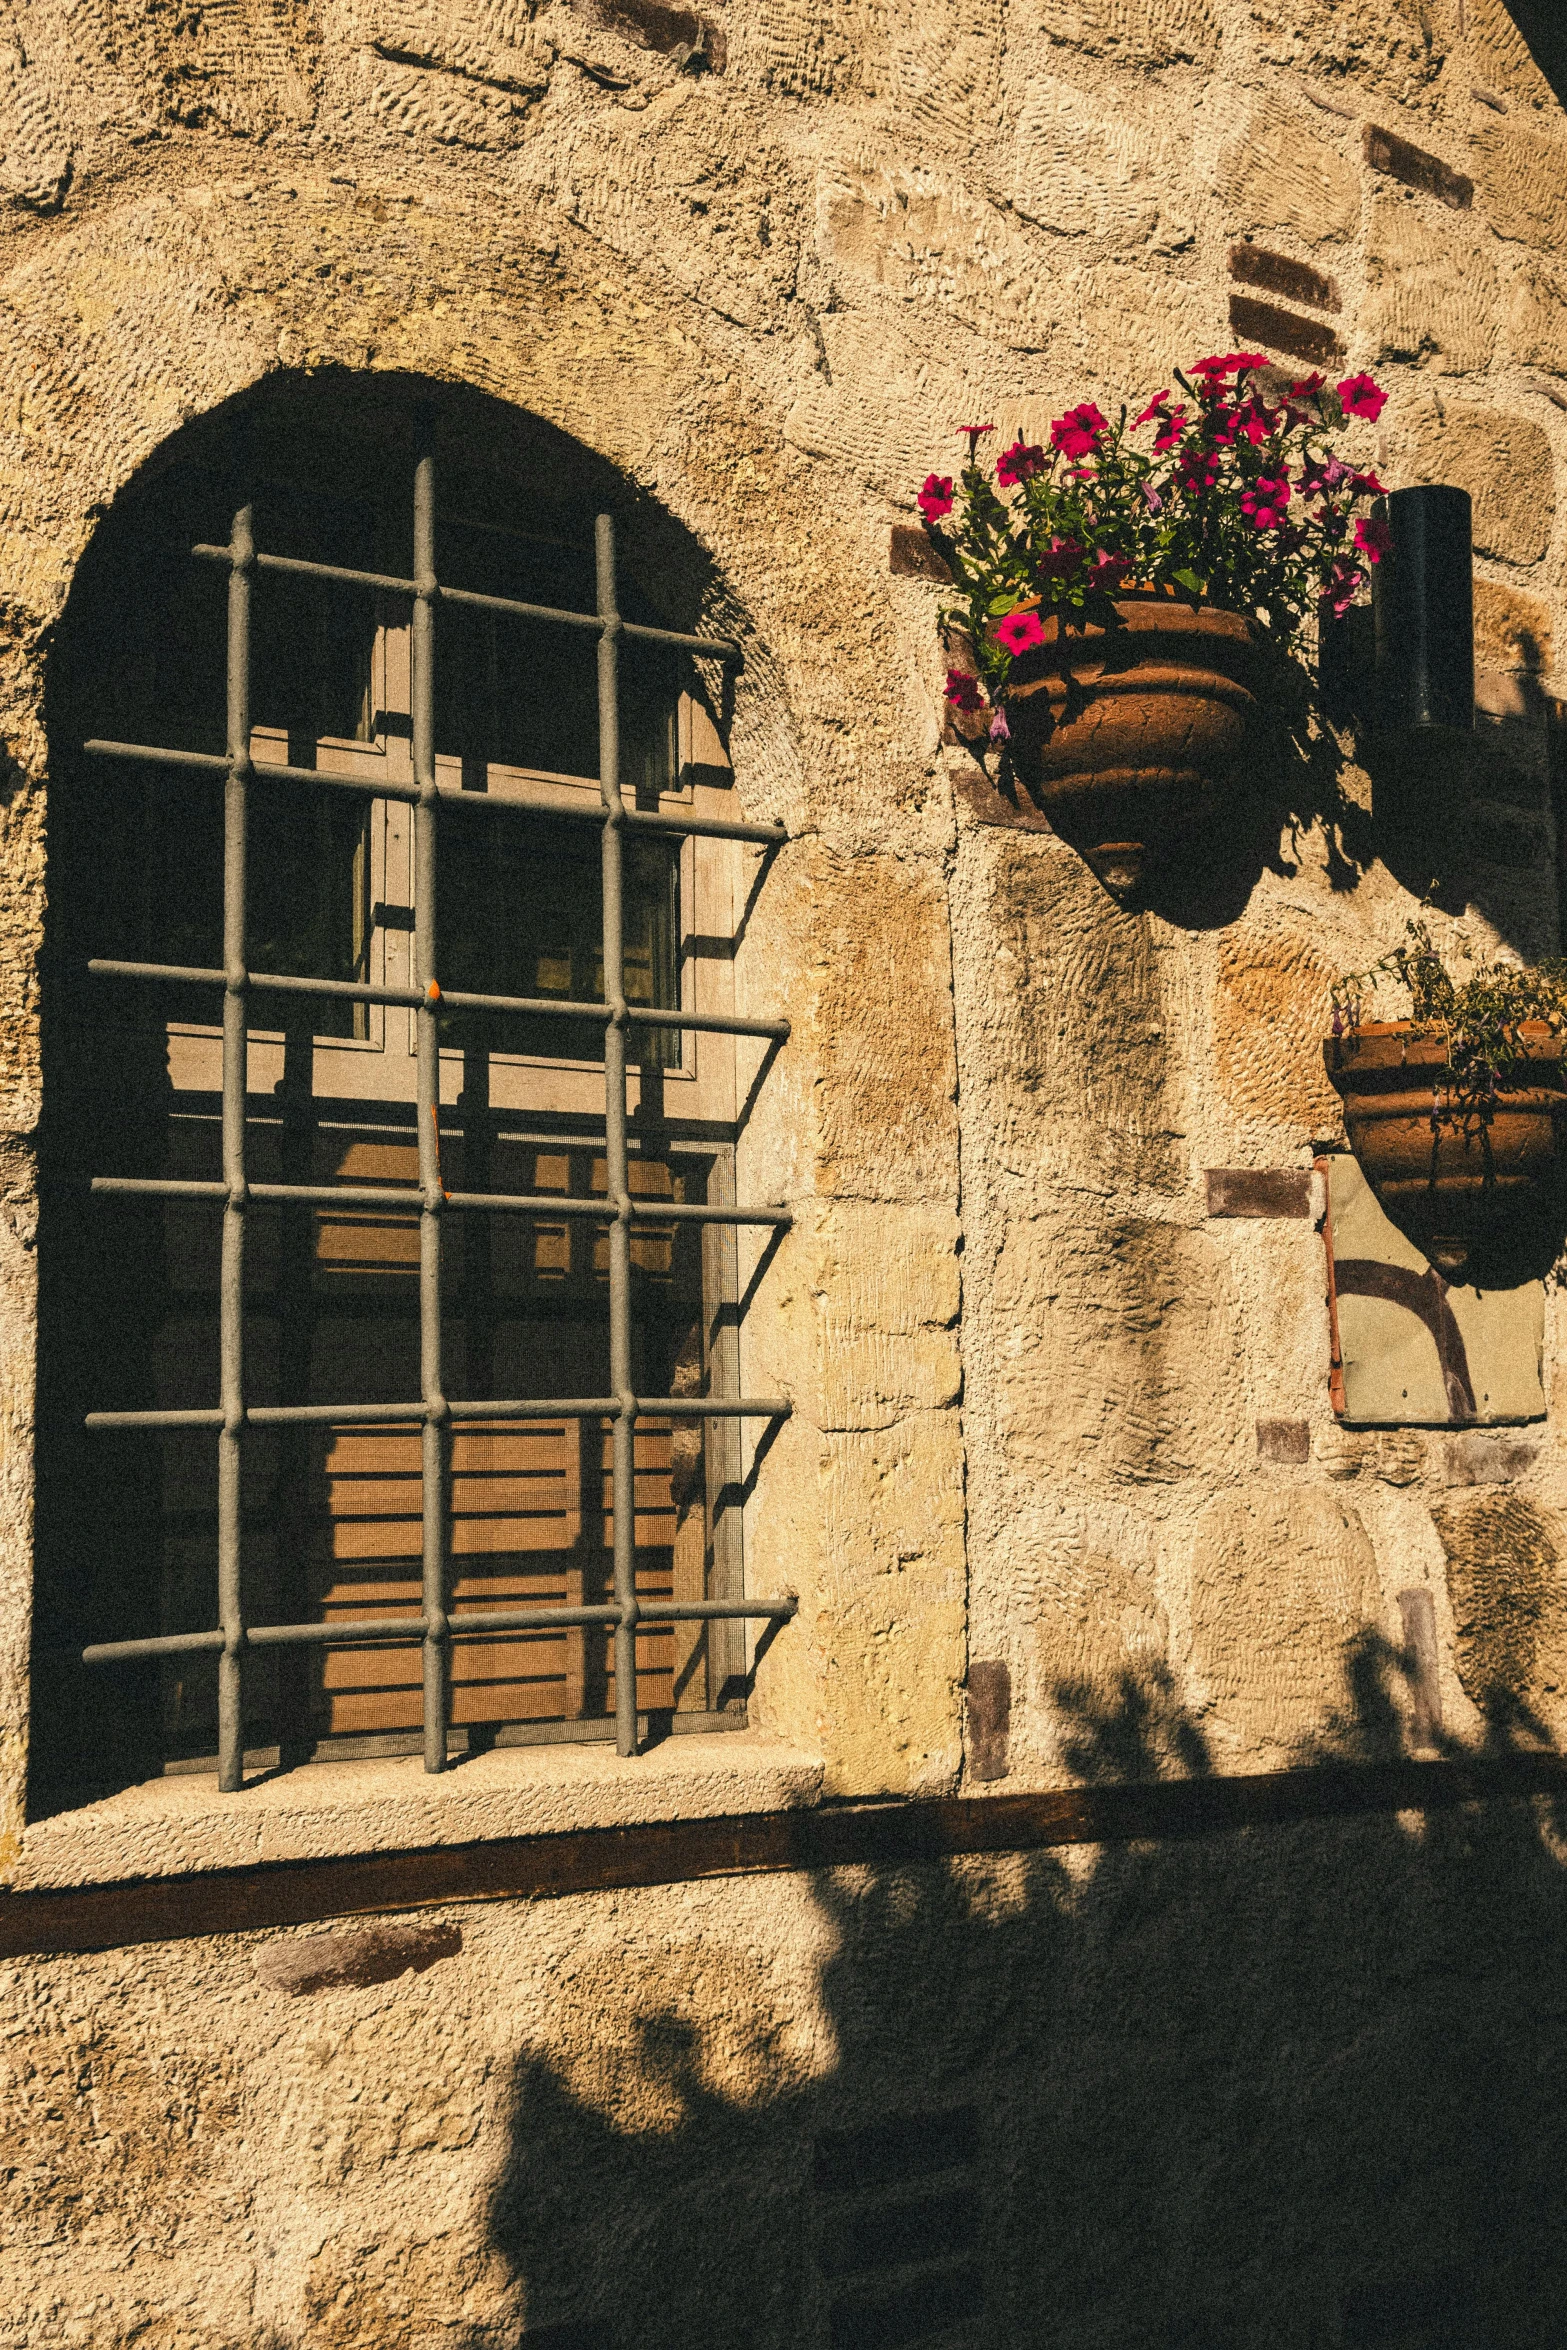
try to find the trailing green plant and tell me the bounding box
[1331,921,1567,1113]
[919,354,1391,739]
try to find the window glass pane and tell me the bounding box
[250,481,375,747]
[248,781,370,1040]
[438,813,679,1066]
[435,521,678,796]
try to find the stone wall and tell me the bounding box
[4,0,1567,2341]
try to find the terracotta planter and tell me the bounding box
[1324,1019,1567,1274]
[1002,593,1261,897]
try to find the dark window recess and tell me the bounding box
[815,2107,984,2349]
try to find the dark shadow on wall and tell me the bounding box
[467,1643,1567,2350]
[1504,4,1567,104]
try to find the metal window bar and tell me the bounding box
[79,424,796,1787]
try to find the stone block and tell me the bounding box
[1191,1489,1380,1754]
[994,1210,1242,1486]
[965,1660,1011,1782]
[889,524,951,582]
[1076,265,1212,398]
[817,161,1056,353]
[1033,1548,1178,1779]
[1363,193,1499,374]
[1433,1490,1567,1726]
[1402,403,1555,568]
[1009,76,1168,251]
[1505,260,1567,377]
[777,846,959,1203]
[962,833,1185,1196]
[1206,1170,1312,1219]
[1213,924,1343,1138]
[1473,117,1567,252]
[1218,95,1359,245]
[1256,1418,1310,1464]
[1444,1430,1541,1487]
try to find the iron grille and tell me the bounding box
[78,418,796,1789]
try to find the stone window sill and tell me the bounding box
[10,1731,823,1895]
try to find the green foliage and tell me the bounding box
[1332,921,1567,1113]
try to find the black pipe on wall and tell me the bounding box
[1373,484,1475,734]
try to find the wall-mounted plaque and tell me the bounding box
[1323,1153,1545,1428]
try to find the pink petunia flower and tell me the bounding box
[945,668,984,712]
[1354,512,1393,564]
[996,437,1047,487]
[1350,468,1386,497]
[1152,407,1189,452]
[1050,402,1109,459]
[995,609,1047,656]
[1337,372,1388,423]
[989,707,1011,742]
[957,422,996,459]
[918,474,955,526]
[1133,391,1172,428]
[1088,550,1131,591]
[1288,372,1327,400]
[1240,470,1292,531]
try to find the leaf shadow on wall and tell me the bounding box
[468,1638,1567,2350]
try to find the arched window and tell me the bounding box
[34,378,793,1805]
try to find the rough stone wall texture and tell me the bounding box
[3,0,1567,2337]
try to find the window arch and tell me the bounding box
[34,376,794,1805]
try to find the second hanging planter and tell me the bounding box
[1324,1018,1567,1277]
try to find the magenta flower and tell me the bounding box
[1300,453,1351,498]
[1189,352,1267,388]
[1338,372,1388,423]
[1350,468,1386,497]
[1050,402,1108,459]
[1319,558,1363,618]
[1354,513,1393,564]
[996,437,1046,487]
[918,473,955,527]
[989,707,1011,742]
[994,609,1047,657]
[1240,470,1292,531]
[1088,550,1131,592]
[945,668,984,712]
[1288,372,1327,400]
[1037,534,1084,579]
[1152,407,1188,453]
[1133,391,1172,428]
[957,422,996,459]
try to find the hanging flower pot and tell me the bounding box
[1002,592,1260,896]
[1326,926,1567,1276]
[919,359,1393,900]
